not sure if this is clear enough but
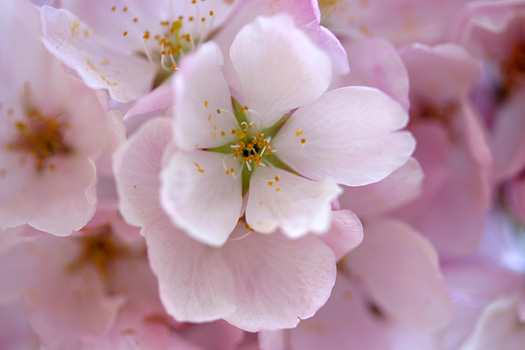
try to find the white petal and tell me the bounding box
[222,231,336,331]
[273,87,415,186]
[230,14,332,127]
[41,6,156,102]
[246,167,341,238]
[113,118,172,229]
[160,150,242,246]
[145,218,236,323]
[174,42,237,151]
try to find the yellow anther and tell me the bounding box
[171,65,176,70]
[210,10,214,16]
[111,6,116,11]
[143,31,150,39]
[276,188,281,192]
[295,130,303,136]
[172,20,182,30]
[268,181,274,186]
[123,6,128,12]
[133,18,138,22]
[275,176,280,182]
[123,31,128,36]
[231,168,235,173]
[301,138,306,144]
[236,130,246,139]
[220,131,225,136]
[204,101,209,108]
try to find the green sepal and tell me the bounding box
[232,97,249,124]
[264,154,300,176]
[262,115,290,139]
[241,166,252,197]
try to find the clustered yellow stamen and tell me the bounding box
[231,124,274,171]
[6,108,71,171]
[66,225,127,280]
[115,0,215,73]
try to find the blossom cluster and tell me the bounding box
[1,0,524,349]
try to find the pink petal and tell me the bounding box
[460,297,525,350]
[41,6,157,102]
[246,166,341,238]
[180,320,244,350]
[347,219,453,330]
[146,218,337,331]
[319,210,364,260]
[273,87,415,186]
[334,34,410,111]
[221,230,336,331]
[394,123,490,256]
[400,43,480,104]
[145,218,237,323]
[173,42,236,151]
[492,92,525,182]
[114,118,172,229]
[339,158,424,218]
[160,150,243,246]
[230,14,332,127]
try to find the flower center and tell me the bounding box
[66,225,127,280]
[114,0,215,82]
[6,108,72,171]
[230,121,275,172]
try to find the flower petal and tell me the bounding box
[230,14,332,127]
[173,42,236,151]
[114,118,172,229]
[273,87,415,186]
[347,219,453,330]
[246,166,341,238]
[145,218,236,322]
[160,151,242,246]
[319,210,364,260]
[222,230,336,332]
[41,6,156,102]
[339,158,424,218]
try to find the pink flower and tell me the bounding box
[0,0,124,236]
[40,0,242,102]
[161,14,414,245]
[114,115,364,331]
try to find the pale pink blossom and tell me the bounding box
[160,14,414,246]
[0,0,124,236]
[114,115,364,331]
[40,0,241,103]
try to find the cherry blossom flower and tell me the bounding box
[114,113,364,331]
[160,14,415,246]
[39,0,242,103]
[0,0,124,236]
